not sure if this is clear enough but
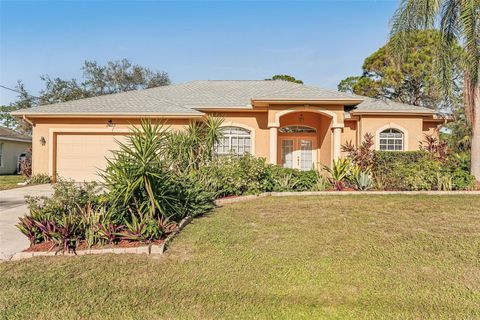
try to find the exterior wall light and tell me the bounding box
[107,119,115,128]
[39,136,46,146]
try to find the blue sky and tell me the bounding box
[0,0,399,105]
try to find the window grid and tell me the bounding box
[279,126,317,133]
[379,129,404,151]
[214,127,251,155]
[281,140,294,168]
[300,140,313,170]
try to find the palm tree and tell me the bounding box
[390,0,479,182]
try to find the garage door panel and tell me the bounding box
[56,134,127,182]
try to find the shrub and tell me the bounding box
[27,174,51,185]
[19,158,32,178]
[202,154,330,196]
[373,151,475,191]
[17,180,105,250]
[268,167,328,192]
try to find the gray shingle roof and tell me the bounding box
[354,97,435,114]
[0,126,32,142]
[11,80,435,116]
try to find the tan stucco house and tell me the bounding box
[12,80,444,181]
[0,126,31,175]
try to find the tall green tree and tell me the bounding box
[1,59,171,133]
[338,30,462,111]
[390,0,480,181]
[0,82,38,134]
[265,74,303,84]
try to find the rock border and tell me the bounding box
[9,215,194,261]
[215,190,480,206]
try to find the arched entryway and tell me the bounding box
[273,111,337,170]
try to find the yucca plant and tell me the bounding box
[164,116,223,172]
[324,159,351,191]
[102,120,177,219]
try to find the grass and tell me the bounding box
[1,195,480,319]
[0,174,25,190]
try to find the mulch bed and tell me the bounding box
[24,239,164,253]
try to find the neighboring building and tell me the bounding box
[12,80,444,181]
[0,126,32,175]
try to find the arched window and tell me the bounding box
[379,129,404,151]
[214,126,251,155]
[278,126,316,133]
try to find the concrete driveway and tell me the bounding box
[0,184,53,260]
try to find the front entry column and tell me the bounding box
[269,126,279,164]
[332,125,343,161]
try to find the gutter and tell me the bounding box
[351,110,436,116]
[11,112,204,119]
[0,137,32,143]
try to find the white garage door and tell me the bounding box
[56,133,128,182]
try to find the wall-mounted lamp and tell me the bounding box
[298,113,304,123]
[107,119,115,128]
[39,136,46,146]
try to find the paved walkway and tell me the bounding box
[0,184,53,260]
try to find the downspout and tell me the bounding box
[22,115,34,127]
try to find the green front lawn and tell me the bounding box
[1,195,480,319]
[0,175,25,190]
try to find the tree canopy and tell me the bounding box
[338,30,463,111]
[1,59,170,133]
[389,0,479,182]
[265,74,303,84]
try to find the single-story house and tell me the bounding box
[12,80,444,181]
[0,126,32,175]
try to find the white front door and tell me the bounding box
[280,138,315,170]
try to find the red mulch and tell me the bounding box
[24,239,164,253]
[24,241,56,252]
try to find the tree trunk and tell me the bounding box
[471,84,480,182]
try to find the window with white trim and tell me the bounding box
[214,126,251,155]
[379,129,404,151]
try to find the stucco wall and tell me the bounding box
[0,140,31,175]
[341,120,357,157]
[359,115,437,151]
[28,110,439,177]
